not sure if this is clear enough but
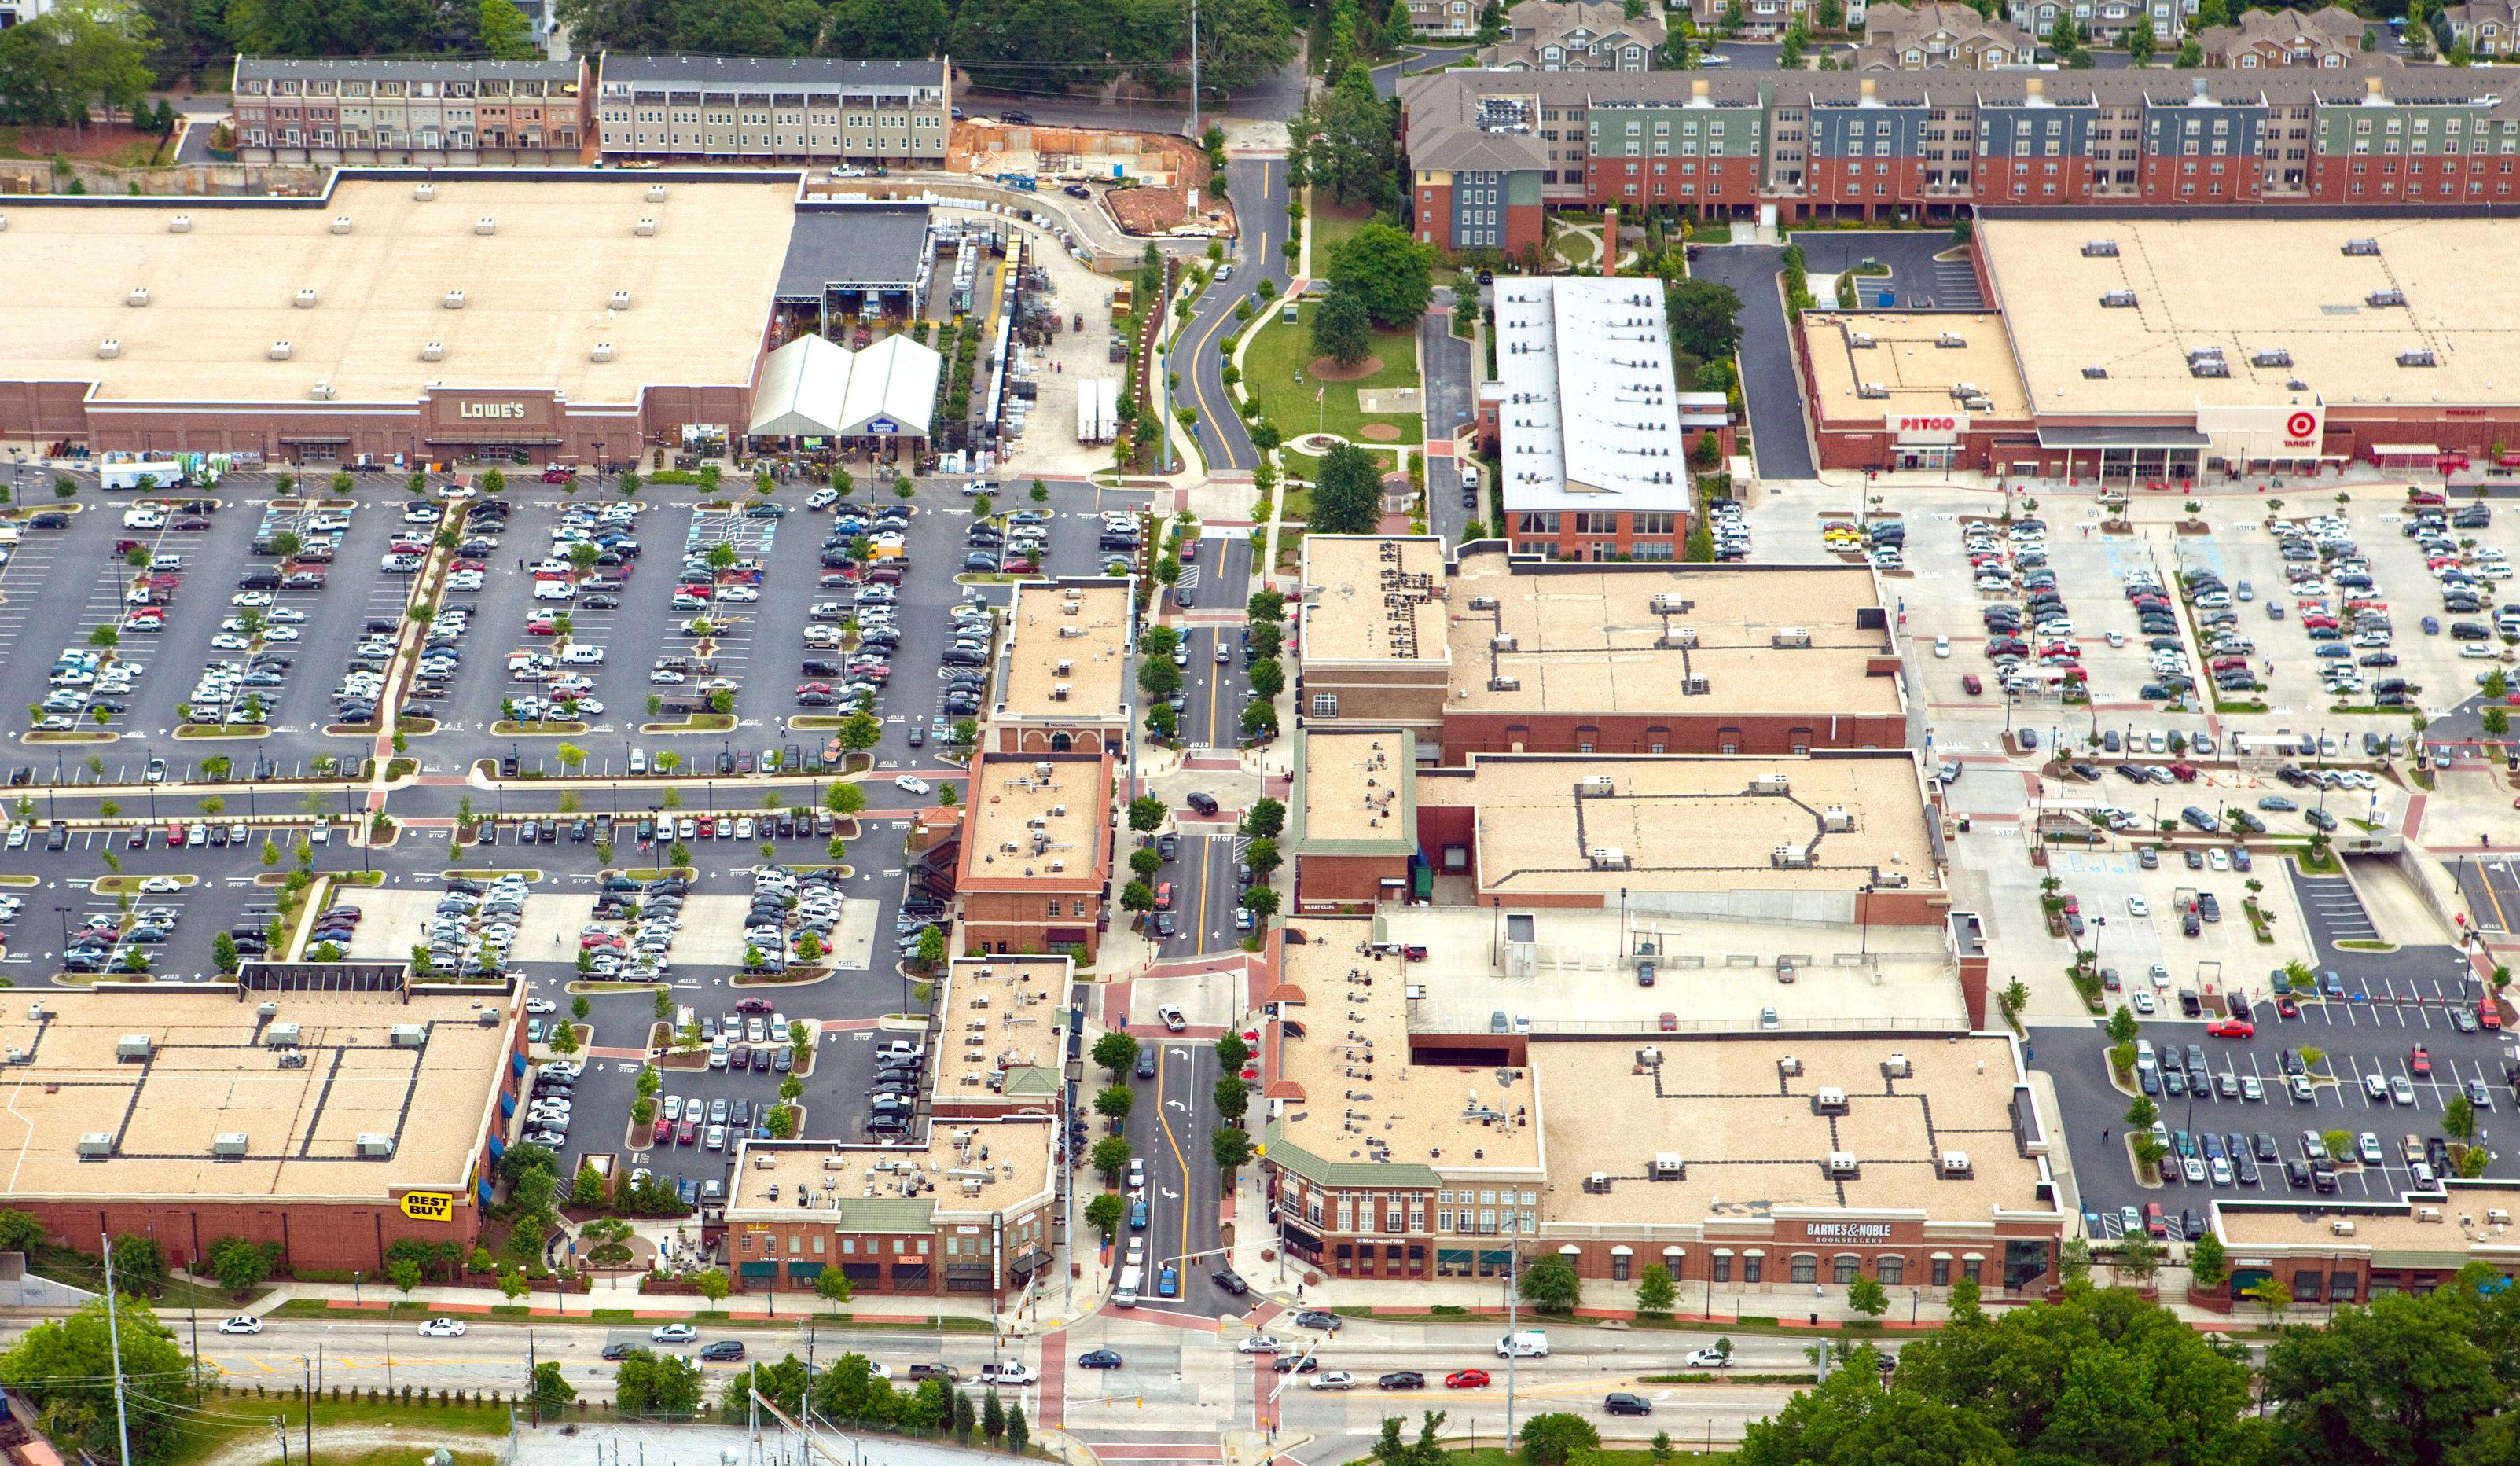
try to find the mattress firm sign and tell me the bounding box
[1803,1222,1895,1241]
[1887,412,1967,446]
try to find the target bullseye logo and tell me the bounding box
[2286,410,2318,440]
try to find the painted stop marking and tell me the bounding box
[2287,411,2317,440]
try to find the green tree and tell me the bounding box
[1129,795,1169,833]
[0,1294,197,1466]
[1211,1124,1254,1181]
[2127,13,2157,62]
[1084,1191,1126,1240]
[2188,1232,2227,1288]
[1739,1362,2014,1466]
[532,1359,579,1416]
[1314,446,1385,535]
[1326,221,1437,327]
[616,1349,705,1420]
[1666,279,1745,363]
[205,1234,282,1295]
[837,709,883,757]
[1633,1261,1677,1317]
[1310,290,1373,369]
[2445,1092,2478,1142]
[2262,1278,2505,1464]
[1217,1031,1251,1071]
[1249,658,1287,701]
[1518,1252,1582,1313]
[211,931,240,972]
[1094,1084,1135,1122]
[2174,35,2202,65]
[1090,1136,1133,1185]
[1213,1074,1249,1120]
[1093,1031,1141,1078]
[1683,518,1717,562]
[816,1266,854,1305]
[108,1232,167,1294]
[2107,1004,2141,1045]
[1519,1413,1601,1466]
[1846,1273,1889,1321]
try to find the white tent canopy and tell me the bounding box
[748,332,942,441]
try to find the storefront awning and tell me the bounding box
[2037,425,2211,450]
[2371,443,2441,461]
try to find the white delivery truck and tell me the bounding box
[99,461,186,492]
[1115,1265,1142,1307]
[1497,1330,1549,1358]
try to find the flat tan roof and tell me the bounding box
[998,580,1133,723]
[1981,216,2520,416]
[1300,730,1413,846]
[1271,925,1545,1180]
[934,957,1071,1100]
[961,753,1112,891]
[1420,751,1938,896]
[1803,311,2031,424]
[1300,536,1453,667]
[2215,1192,2520,1255]
[1538,1034,2048,1225]
[1446,550,1901,717]
[0,178,797,405]
[726,1119,1057,1221]
[0,986,509,1203]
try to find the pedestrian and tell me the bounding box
[2103,1128,2110,1145]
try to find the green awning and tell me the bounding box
[1438,1249,1472,1266]
[787,1262,825,1279]
[739,1261,777,1278]
[1478,1249,1514,1267]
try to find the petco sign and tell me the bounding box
[1887,412,1968,445]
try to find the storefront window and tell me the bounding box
[1791,1255,1818,1284]
[1612,1253,1630,1281]
[1877,1255,1904,1285]
[1833,1255,1860,1285]
[1744,1255,1763,1284]
[1931,1257,1950,1287]
[1713,1255,1732,1283]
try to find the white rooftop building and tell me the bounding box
[748,331,942,444]
[1495,277,1695,560]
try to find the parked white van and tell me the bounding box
[1497,1331,1548,1358]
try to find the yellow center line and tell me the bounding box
[1158,1038,1192,1297]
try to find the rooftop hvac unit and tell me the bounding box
[1771,846,1812,869]
[1581,775,1615,795]
[1772,627,1811,648]
[590,342,614,362]
[2190,356,2231,379]
[444,291,467,310]
[1857,382,1889,399]
[2398,349,2437,368]
[2081,239,2119,257]
[168,215,192,233]
[1659,626,1699,649]
[332,215,354,234]
[414,183,436,200]
[1580,1171,1611,1194]
[269,340,292,360]
[2082,366,2108,379]
[647,184,668,201]
[1826,1151,1858,1178]
[1823,805,1854,832]
[475,216,497,235]
[310,381,334,401]
[476,1009,500,1027]
[1588,847,1629,869]
[1848,332,1876,348]
[1492,634,1517,652]
[295,288,318,308]
[75,1133,113,1158]
[1751,773,1791,795]
[635,218,658,237]
[2331,1218,2356,1235]
[357,1133,395,1157]
[1651,1152,1684,1180]
[97,339,119,359]
[1469,596,1499,611]
[2,1049,24,1066]
[1058,625,1082,637]
[2343,237,2381,255]
[211,1133,248,1158]
[1779,1053,1802,1075]
[1935,333,1967,348]
[1683,673,1709,696]
[2099,290,2139,308]
[1055,660,1074,675]
[1885,1052,1911,1077]
[1487,677,1520,692]
[1651,593,1692,615]
[2418,1206,2444,1223]
[1052,683,1070,700]
[117,1034,152,1060]
[2492,1209,2514,1226]
[26,1005,42,1022]
[421,341,445,362]
[127,288,149,307]
[2251,348,2294,369]
[389,1024,426,1048]
[2368,288,2406,307]
[263,1023,301,1048]
[611,291,632,310]
[1815,1087,1849,1113]
[1940,1149,1973,1177]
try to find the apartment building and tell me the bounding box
[231,57,585,165]
[2195,4,2365,67]
[593,55,951,167]
[2445,0,2520,56]
[1398,62,2518,226]
[1844,1,2038,68]
[1478,0,1670,70]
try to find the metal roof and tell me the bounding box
[1497,277,1695,516]
[746,331,941,439]
[748,334,853,438]
[777,206,934,298]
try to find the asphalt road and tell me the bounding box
[1371,44,1478,99]
[1420,286,1481,545]
[1180,158,1291,474]
[1688,246,1813,482]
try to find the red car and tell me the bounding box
[1961,674,1982,695]
[164,821,186,846]
[678,1119,699,1145]
[2276,998,2300,1020]
[1658,1012,1677,1031]
[2411,1045,2431,1075]
[1445,1371,1490,1390]
[541,468,576,483]
[737,998,775,1013]
[2205,1019,2254,1039]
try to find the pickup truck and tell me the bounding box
[977,1361,1038,1386]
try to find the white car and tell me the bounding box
[2126,895,2150,917]
[219,1316,264,1335]
[417,1317,468,1338]
[231,592,274,607]
[1683,1348,1732,1368]
[140,876,182,893]
[717,586,761,602]
[1238,1335,1282,1354]
[652,1322,699,1343]
[650,670,687,685]
[211,634,250,650]
[894,775,932,795]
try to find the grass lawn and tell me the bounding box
[1555,227,1599,266]
[1243,304,1421,447]
[1306,201,1376,271]
[160,1398,512,1466]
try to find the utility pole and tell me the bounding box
[101,1234,134,1466]
[1504,1228,1519,1450]
[303,1353,314,1466]
[530,1329,540,1428]
[1189,0,1201,140]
